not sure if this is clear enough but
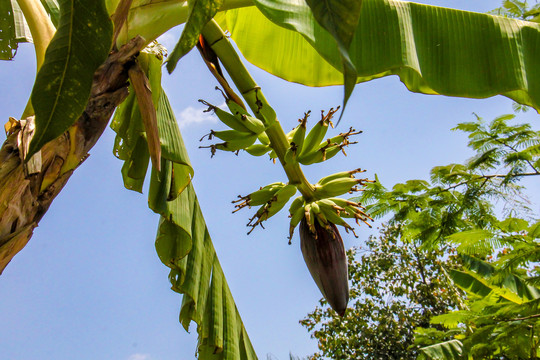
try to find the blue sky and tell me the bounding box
[1,1,539,359]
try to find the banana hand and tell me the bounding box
[247,184,297,233]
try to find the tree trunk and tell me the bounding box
[0,37,145,274]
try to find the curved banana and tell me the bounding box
[214,132,258,152]
[298,143,343,165]
[291,113,308,154]
[226,98,250,117]
[298,107,339,158]
[317,168,365,186]
[245,143,271,156]
[325,127,362,146]
[247,184,297,233]
[199,100,251,133]
[210,129,254,142]
[240,114,266,134]
[313,177,363,199]
[233,182,286,211]
[258,132,271,145]
[299,118,330,159]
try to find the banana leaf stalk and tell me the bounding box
[299,217,349,316]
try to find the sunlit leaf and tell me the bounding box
[418,340,463,360]
[304,0,362,118]
[225,0,540,114]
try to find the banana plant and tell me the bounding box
[2,0,540,358]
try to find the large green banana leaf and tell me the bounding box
[224,0,540,112]
[111,47,257,360]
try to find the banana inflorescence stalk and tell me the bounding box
[193,20,376,316]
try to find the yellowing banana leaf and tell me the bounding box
[224,0,540,112]
[0,0,33,60]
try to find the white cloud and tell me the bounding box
[177,106,218,128]
[127,353,152,360]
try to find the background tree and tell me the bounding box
[301,224,463,359]
[301,112,540,359]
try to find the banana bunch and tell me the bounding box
[288,168,373,239]
[283,107,362,165]
[233,183,298,234]
[198,99,271,157]
[286,169,374,317]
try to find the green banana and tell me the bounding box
[299,118,330,158]
[298,107,339,158]
[199,100,251,133]
[286,127,296,142]
[269,150,278,162]
[240,114,266,134]
[316,199,353,230]
[245,143,271,156]
[288,196,305,242]
[226,98,250,117]
[208,129,254,142]
[326,197,373,227]
[324,127,362,147]
[214,132,258,152]
[313,177,364,199]
[284,147,296,164]
[284,114,309,164]
[303,203,316,234]
[291,112,309,151]
[317,168,365,186]
[258,132,270,145]
[289,195,305,216]
[247,184,297,233]
[298,144,343,165]
[233,182,286,211]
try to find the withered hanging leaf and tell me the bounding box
[128,61,162,172]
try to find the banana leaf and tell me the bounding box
[0,0,33,60]
[224,0,540,113]
[418,340,463,360]
[111,46,257,359]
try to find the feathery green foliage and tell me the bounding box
[355,113,540,359]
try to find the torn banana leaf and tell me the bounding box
[224,0,540,112]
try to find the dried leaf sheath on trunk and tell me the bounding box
[0,37,145,274]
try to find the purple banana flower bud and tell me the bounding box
[300,218,349,316]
